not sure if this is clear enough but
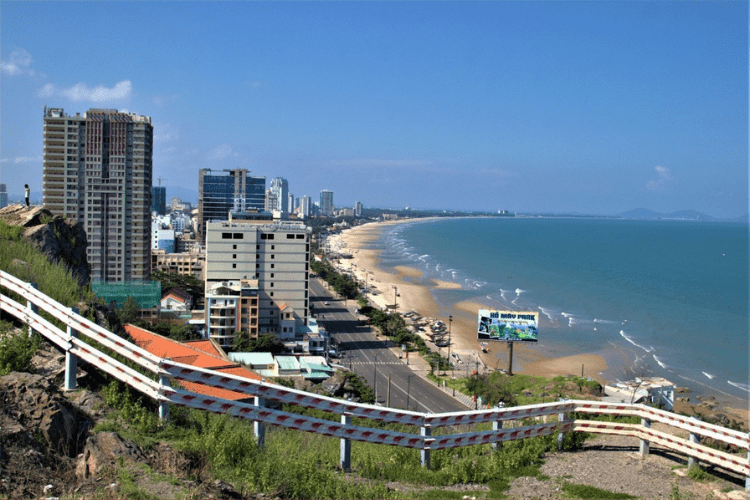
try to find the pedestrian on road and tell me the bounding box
[24,184,30,208]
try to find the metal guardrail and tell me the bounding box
[1,269,748,482]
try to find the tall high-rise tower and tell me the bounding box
[152,186,167,215]
[43,107,153,283]
[320,189,334,216]
[269,177,289,217]
[198,168,266,242]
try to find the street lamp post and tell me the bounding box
[448,315,453,376]
[392,285,398,309]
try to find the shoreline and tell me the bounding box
[329,219,610,384]
[325,219,749,427]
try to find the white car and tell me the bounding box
[324,301,330,306]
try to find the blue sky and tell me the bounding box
[1,1,747,218]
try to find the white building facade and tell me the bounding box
[205,221,312,342]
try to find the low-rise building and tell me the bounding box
[205,279,260,347]
[151,248,205,279]
[604,377,675,410]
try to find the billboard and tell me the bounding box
[478,310,538,342]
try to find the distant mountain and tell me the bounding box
[618,208,716,221]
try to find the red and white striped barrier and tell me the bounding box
[0,293,160,399]
[0,272,162,374]
[430,421,572,450]
[160,360,426,425]
[424,402,577,427]
[160,385,426,448]
[575,420,750,477]
[573,401,750,450]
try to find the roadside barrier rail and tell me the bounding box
[1,269,748,486]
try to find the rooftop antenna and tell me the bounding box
[157,177,166,187]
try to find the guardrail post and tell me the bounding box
[27,282,38,337]
[688,417,700,469]
[158,375,170,421]
[492,419,503,450]
[640,416,650,456]
[254,396,266,449]
[421,425,431,468]
[64,307,79,391]
[557,401,569,451]
[340,413,351,471]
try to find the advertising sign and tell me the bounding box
[478,310,538,342]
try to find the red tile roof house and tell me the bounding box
[160,287,193,312]
[124,324,261,402]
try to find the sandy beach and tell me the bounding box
[326,220,749,427]
[327,220,610,384]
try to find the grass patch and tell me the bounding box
[687,464,713,482]
[561,482,637,499]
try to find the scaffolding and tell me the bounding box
[92,281,162,309]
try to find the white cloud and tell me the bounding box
[1,48,35,76]
[646,165,672,190]
[206,143,239,161]
[14,156,42,164]
[37,80,133,103]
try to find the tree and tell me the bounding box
[151,271,205,306]
[118,296,141,325]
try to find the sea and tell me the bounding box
[371,216,749,407]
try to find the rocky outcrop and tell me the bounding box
[0,372,91,457]
[76,431,146,479]
[0,204,90,287]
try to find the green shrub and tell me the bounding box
[687,464,712,482]
[0,323,42,376]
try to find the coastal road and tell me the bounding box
[310,279,468,414]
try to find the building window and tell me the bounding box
[222,232,232,239]
[232,263,237,268]
[233,233,243,239]
[271,254,274,259]
[233,254,237,259]
[270,273,274,278]
[233,244,237,250]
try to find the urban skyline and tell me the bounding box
[2,2,747,219]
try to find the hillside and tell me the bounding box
[2,338,748,500]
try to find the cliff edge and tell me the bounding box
[0,204,90,287]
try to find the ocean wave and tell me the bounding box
[701,372,715,380]
[538,306,556,323]
[727,381,750,394]
[515,288,526,296]
[418,254,430,261]
[677,375,745,401]
[653,355,669,370]
[561,312,577,327]
[499,289,510,302]
[620,330,652,353]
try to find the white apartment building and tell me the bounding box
[205,221,312,341]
